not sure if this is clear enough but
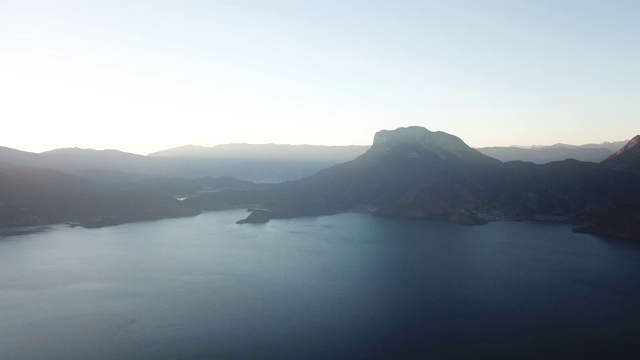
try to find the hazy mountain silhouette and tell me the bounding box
[116,176,257,197]
[1,139,628,184]
[476,140,627,164]
[40,148,151,170]
[0,146,39,169]
[0,166,198,227]
[149,143,370,162]
[156,142,626,164]
[548,141,627,151]
[0,146,366,182]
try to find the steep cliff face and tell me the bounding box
[609,135,640,157]
[603,135,640,171]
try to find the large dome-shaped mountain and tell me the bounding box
[368,126,494,163]
[271,126,504,222]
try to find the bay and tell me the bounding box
[1,210,639,359]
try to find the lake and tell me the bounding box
[1,210,639,359]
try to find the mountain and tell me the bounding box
[2,127,639,240]
[0,147,160,180]
[188,127,504,223]
[548,141,628,151]
[273,129,626,224]
[476,144,623,164]
[153,141,629,164]
[0,146,39,169]
[602,135,640,171]
[155,141,631,165]
[286,127,502,216]
[147,143,371,181]
[0,145,366,183]
[148,143,370,163]
[0,166,198,227]
[187,127,640,241]
[2,139,627,184]
[40,147,150,169]
[148,145,210,157]
[117,176,257,197]
[567,135,640,239]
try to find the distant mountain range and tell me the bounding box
[475,141,627,163]
[185,127,640,240]
[148,143,370,163]
[150,141,628,164]
[0,146,348,183]
[1,128,638,240]
[0,139,626,184]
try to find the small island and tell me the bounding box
[236,209,273,224]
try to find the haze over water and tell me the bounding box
[1,210,639,359]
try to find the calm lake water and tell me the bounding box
[1,210,639,359]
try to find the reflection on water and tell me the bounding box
[0,210,639,359]
[0,226,52,239]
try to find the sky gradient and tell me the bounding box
[1,0,638,154]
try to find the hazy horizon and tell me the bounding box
[1,132,631,157]
[2,1,638,154]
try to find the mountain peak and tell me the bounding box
[41,147,145,159]
[369,126,491,162]
[603,135,640,170]
[373,126,464,148]
[611,135,640,157]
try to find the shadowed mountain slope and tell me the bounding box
[569,135,640,238]
[0,166,198,227]
[602,135,640,171]
[277,127,504,219]
[187,127,507,223]
[187,127,640,240]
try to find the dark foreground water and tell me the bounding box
[1,210,639,359]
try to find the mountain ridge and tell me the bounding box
[602,135,640,172]
[189,127,640,241]
[2,126,639,240]
[148,143,371,163]
[1,137,629,180]
[608,135,640,158]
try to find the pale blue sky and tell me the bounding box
[1,0,638,154]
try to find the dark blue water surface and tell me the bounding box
[1,210,639,359]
